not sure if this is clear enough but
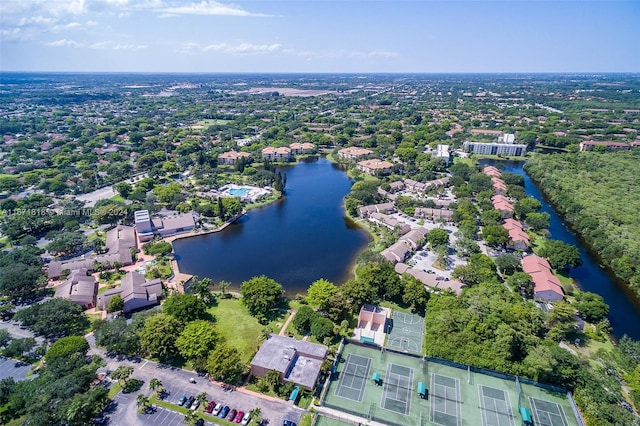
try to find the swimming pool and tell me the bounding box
[227,187,252,197]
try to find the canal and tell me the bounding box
[481,159,640,340]
[172,157,372,296]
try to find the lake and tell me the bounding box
[173,157,372,295]
[481,159,640,340]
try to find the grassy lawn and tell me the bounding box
[196,119,231,126]
[108,382,122,399]
[207,297,287,363]
[110,194,126,203]
[150,393,240,425]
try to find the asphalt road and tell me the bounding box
[0,356,32,381]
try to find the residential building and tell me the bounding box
[404,177,450,193]
[399,227,428,250]
[354,305,390,346]
[289,142,316,154]
[135,210,197,240]
[250,334,327,391]
[436,144,451,165]
[502,218,530,251]
[491,194,514,217]
[380,241,411,264]
[97,272,162,313]
[483,166,502,177]
[578,141,630,151]
[218,150,252,165]
[105,225,136,255]
[261,146,292,161]
[357,159,394,175]
[492,177,507,194]
[54,269,97,308]
[463,141,527,156]
[134,210,154,242]
[394,264,465,295]
[369,213,410,234]
[522,255,564,302]
[414,208,453,221]
[337,147,373,160]
[358,202,395,218]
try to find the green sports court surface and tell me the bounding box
[386,311,425,354]
[322,342,582,426]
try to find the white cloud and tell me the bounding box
[179,42,282,55]
[156,1,271,17]
[45,39,146,50]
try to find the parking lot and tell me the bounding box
[0,356,32,381]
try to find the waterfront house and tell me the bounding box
[218,150,252,165]
[97,272,162,313]
[522,254,564,302]
[337,147,373,160]
[357,159,394,175]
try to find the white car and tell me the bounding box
[212,402,223,416]
[241,412,251,425]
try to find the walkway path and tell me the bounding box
[279,310,296,336]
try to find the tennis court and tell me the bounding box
[334,354,371,402]
[386,311,424,354]
[529,397,569,426]
[479,385,515,426]
[381,363,414,415]
[430,374,462,426]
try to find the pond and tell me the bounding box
[173,157,372,296]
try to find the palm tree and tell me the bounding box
[219,280,230,298]
[136,393,150,411]
[149,378,163,394]
[183,410,199,426]
[111,365,133,386]
[196,391,208,405]
[249,407,262,425]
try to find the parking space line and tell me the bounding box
[139,360,149,370]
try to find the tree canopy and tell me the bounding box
[240,276,284,319]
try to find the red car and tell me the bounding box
[227,409,237,422]
[235,411,244,423]
[205,401,216,414]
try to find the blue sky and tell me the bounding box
[1,0,638,73]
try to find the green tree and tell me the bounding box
[525,212,550,231]
[311,317,334,341]
[0,329,11,347]
[218,280,231,298]
[427,228,450,248]
[340,278,378,312]
[402,274,430,315]
[515,196,542,219]
[136,393,150,412]
[138,313,182,361]
[2,338,35,359]
[240,276,284,320]
[482,225,509,248]
[45,232,87,256]
[93,317,140,355]
[149,378,163,394]
[175,320,219,361]
[506,272,535,298]
[162,294,207,324]
[574,291,609,323]
[206,342,246,385]
[44,336,89,364]
[14,298,89,338]
[495,254,522,275]
[111,365,134,386]
[539,240,582,271]
[0,263,46,301]
[306,279,338,311]
[190,277,215,305]
[107,294,124,313]
[546,301,577,341]
[115,182,133,198]
[292,305,318,334]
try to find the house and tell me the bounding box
[357,159,394,175]
[134,210,154,242]
[105,225,137,255]
[47,248,133,280]
[358,202,395,218]
[337,147,373,160]
[54,269,97,308]
[394,263,465,295]
[369,213,410,234]
[436,144,451,165]
[521,254,564,302]
[289,142,315,154]
[414,207,453,221]
[491,194,514,217]
[502,219,530,250]
[261,146,292,161]
[97,272,162,313]
[218,150,252,165]
[579,141,630,151]
[492,177,508,194]
[250,334,327,391]
[404,177,450,193]
[399,227,428,250]
[388,181,405,192]
[380,241,411,264]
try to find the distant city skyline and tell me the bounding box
[1,0,638,73]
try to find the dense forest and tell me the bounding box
[525,151,640,299]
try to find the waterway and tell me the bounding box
[173,157,372,296]
[480,159,640,340]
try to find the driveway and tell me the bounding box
[0,356,32,381]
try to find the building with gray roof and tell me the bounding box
[250,334,327,391]
[96,272,162,313]
[54,269,97,308]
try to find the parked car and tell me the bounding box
[212,402,223,416]
[177,395,187,406]
[190,399,200,411]
[235,410,244,423]
[283,420,297,426]
[195,420,204,426]
[227,409,237,422]
[205,401,216,414]
[220,406,230,418]
[186,396,195,409]
[241,412,251,425]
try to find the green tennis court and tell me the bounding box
[381,363,414,415]
[479,385,515,426]
[334,354,371,402]
[529,397,569,426]
[430,374,462,426]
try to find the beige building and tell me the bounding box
[337,147,373,160]
[218,150,252,165]
[261,146,292,161]
[357,159,394,175]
